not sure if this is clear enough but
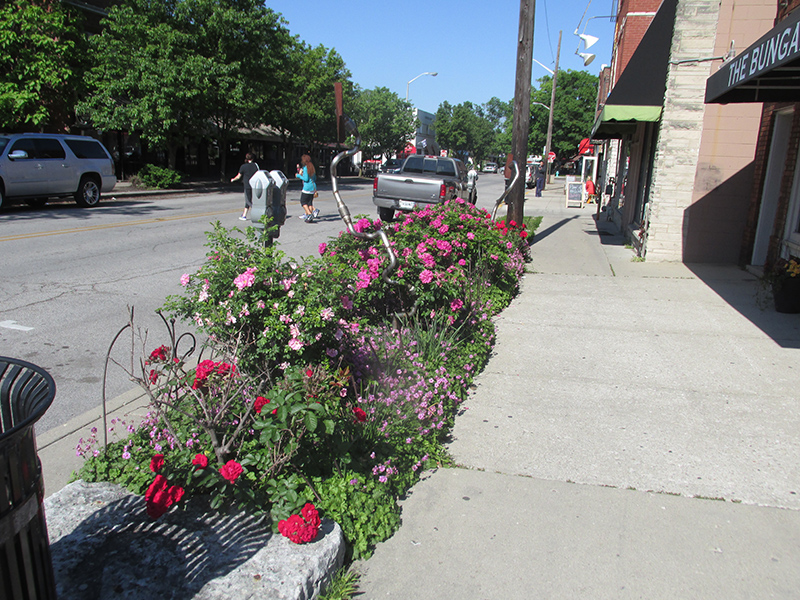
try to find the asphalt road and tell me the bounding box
[0,172,509,434]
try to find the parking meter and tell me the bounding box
[268,170,288,230]
[248,170,287,241]
[467,168,478,190]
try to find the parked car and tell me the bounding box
[379,158,404,174]
[373,155,473,221]
[0,133,116,208]
[483,162,498,173]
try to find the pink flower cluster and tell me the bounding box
[233,267,257,291]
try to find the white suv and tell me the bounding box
[0,133,116,208]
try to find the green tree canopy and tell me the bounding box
[483,96,512,158]
[270,38,352,158]
[0,0,85,131]
[528,69,598,160]
[351,86,414,159]
[434,101,495,164]
[79,0,291,175]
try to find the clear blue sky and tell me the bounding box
[266,0,618,113]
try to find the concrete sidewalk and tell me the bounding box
[34,180,800,598]
[355,185,800,598]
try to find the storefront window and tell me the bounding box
[783,150,800,257]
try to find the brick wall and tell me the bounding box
[613,0,662,85]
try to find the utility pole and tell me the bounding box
[507,0,534,225]
[544,30,561,187]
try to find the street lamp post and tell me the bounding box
[406,72,438,102]
[543,31,561,187]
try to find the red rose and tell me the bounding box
[219,460,243,483]
[301,503,321,529]
[149,345,170,362]
[148,369,158,384]
[150,454,165,473]
[192,360,237,389]
[278,510,320,544]
[352,407,367,423]
[145,474,184,519]
[305,368,313,378]
[192,454,208,469]
[278,514,306,544]
[254,396,270,414]
[192,360,216,389]
[520,231,528,238]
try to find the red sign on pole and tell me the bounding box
[548,151,556,162]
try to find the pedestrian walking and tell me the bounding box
[535,164,545,197]
[296,154,318,223]
[230,153,259,220]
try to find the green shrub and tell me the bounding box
[133,164,183,188]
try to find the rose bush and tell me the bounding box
[78,203,535,558]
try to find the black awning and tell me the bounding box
[592,0,677,139]
[706,8,800,104]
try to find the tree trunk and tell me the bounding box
[218,132,229,182]
[167,144,178,170]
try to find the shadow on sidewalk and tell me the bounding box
[588,212,626,246]
[531,215,580,244]
[687,264,800,349]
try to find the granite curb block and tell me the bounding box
[44,481,345,600]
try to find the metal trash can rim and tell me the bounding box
[0,356,56,439]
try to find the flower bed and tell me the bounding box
[76,199,534,561]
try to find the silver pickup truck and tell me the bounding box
[372,155,475,221]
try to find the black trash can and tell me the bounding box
[0,357,57,600]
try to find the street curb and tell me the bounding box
[39,386,151,498]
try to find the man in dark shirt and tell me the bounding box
[230,153,259,220]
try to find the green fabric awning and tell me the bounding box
[597,105,663,123]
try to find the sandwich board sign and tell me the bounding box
[566,181,583,208]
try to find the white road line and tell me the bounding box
[0,320,34,331]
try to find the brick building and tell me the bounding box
[706,1,800,271]
[611,0,662,84]
[592,0,774,262]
